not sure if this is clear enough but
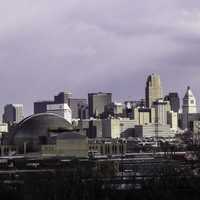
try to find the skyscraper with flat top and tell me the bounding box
[164,93,180,113]
[145,74,163,108]
[54,92,72,104]
[88,92,112,118]
[34,91,87,119]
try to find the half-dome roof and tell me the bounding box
[16,113,72,134]
[12,113,73,152]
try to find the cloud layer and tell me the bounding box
[0,0,200,116]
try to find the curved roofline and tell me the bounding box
[18,113,71,127]
[57,131,87,140]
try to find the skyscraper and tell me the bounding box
[145,74,163,108]
[54,92,72,104]
[54,92,87,119]
[182,86,197,129]
[34,101,54,114]
[134,107,155,125]
[167,111,178,131]
[152,99,171,125]
[47,103,72,123]
[34,91,87,119]
[68,98,87,119]
[164,93,180,113]
[88,92,112,118]
[3,104,24,125]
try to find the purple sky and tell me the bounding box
[1,0,200,117]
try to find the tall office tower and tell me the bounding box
[68,98,87,119]
[34,92,72,114]
[88,92,112,118]
[182,86,197,129]
[54,92,87,119]
[152,99,171,125]
[34,91,87,119]
[145,74,163,108]
[164,93,180,113]
[34,101,54,114]
[54,91,72,104]
[3,104,24,125]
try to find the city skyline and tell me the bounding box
[0,0,200,116]
[1,2,200,199]
[0,74,198,118]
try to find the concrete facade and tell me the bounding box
[134,107,155,125]
[135,123,174,138]
[102,119,120,138]
[153,99,171,125]
[102,118,137,138]
[167,111,178,131]
[88,139,126,155]
[47,103,72,123]
[34,92,87,119]
[89,119,103,138]
[42,135,88,158]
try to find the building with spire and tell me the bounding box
[145,74,163,108]
[182,86,197,129]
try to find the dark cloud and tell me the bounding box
[0,0,200,116]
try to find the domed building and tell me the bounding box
[10,113,73,153]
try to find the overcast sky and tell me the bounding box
[0,0,200,116]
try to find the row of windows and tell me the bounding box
[89,144,125,155]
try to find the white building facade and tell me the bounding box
[167,111,178,131]
[47,103,72,123]
[102,118,137,138]
[182,86,197,129]
[153,99,171,125]
[135,124,174,138]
